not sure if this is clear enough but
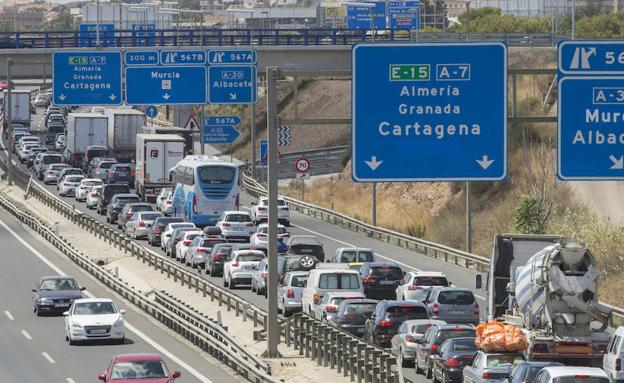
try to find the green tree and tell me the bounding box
[576,13,624,38]
[512,194,547,234]
[40,7,73,31]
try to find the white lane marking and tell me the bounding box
[42,352,55,364]
[4,310,14,320]
[21,329,32,340]
[66,378,76,383]
[0,217,215,383]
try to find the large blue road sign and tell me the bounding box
[132,24,156,46]
[389,1,420,29]
[79,24,115,47]
[559,41,624,75]
[352,43,507,182]
[203,125,241,144]
[208,66,257,104]
[346,2,386,30]
[161,50,207,65]
[53,51,122,106]
[558,77,624,180]
[125,66,207,105]
[204,116,241,126]
[208,50,256,65]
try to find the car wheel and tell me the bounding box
[206,264,211,275]
[68,337,77,346]
[400,349,411,368]
[415,356,423,374]
[106,216,110,223]
[223,276,228,288]
[229,275,235,289]
[425,362,432,379]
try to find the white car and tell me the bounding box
[55,134,66,151]
[249,223,289,247]
[174,230,204,261]
[216,211,255,242]
[156,188,173,215]
[312,291,366,322]
[533,366,609,383]
[250,196,290,226]
[18,143,41,162]
[223,250,266,289]
[395,271,451,301]
[604,326,624,383]
[64,298,125,345]
[74,178,103,201]
[16,136,39,152]
[160,222,196,251]
[59,175,84,197]
[86,185,103,209]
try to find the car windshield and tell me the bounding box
[83,180,101,187]
[438,291,475,305]
[290,275,308,287]
[117,197,140,204]
[73,301,116,315]
[140,213,162,221]
[39,278,78,290]
[291,237,321,246]
[370,266,403,278]
[414,276,449,286]
[319,273,360,289]
[238,253,265,262]
[385,305,428,320]
[553,379,609,383]
[437,331,477,345]
[66,176,83,183]
[111,360,169,380]
[486,354,525,367]
[342,302,376,317]
[225,214,251,222]
[197,166,235,184]
[99,162,116,169]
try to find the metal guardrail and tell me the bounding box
[273,145,348,179]
[146,117,173,127]
[0,29,566,48]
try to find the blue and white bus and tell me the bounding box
[170,155,240,227]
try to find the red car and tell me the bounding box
[98,353,181,382]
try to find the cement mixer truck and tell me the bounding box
[482,234,612,366]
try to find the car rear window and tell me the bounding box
[113,165,131,171]
[99,162,115,169]
[130,205,153,212]
[290,275,308,287]
[156,218,183,227]
[370,266,403,278]
[319,273,360,289]
[117,197,140,204]
[238,254,265,262]
[339,250,374,263]
[485,354,525,367]
[436,329,476,344]
[553,379,609,383]
[438,291,475,305]
[43,155,63,164]
[104,185,130,197]
[414,276,449,286]
[449,339,477,352]
[66,176,83,182]
[343,302,376,317]
[291,237,322,246]
[83,180,101,187]
[201,238,226,247]
[225,214,251,222]
[185,233,202,241]
[140,213,162,220]
[385,305,428,320]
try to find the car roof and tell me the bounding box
[340,298,378,305]
[364,262,400,268]
[284,271,310,277]
[516,361,563,368]
[223,210,249,215]
[112,353,163,362]
[541,367,608,378]
[431,287,473,293]
[113,193,139,198]
[233,250,266,256]
[433,324,475,331]
[73,298,113,304]
[325,291,366,298]
[401,319,447,326]
[411,271,447,277]
[40,275,75,281]
[336,247,373,252]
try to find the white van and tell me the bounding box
[301,264,363,316]
[604,326,624,382]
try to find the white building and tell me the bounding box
[81,3,174,30]
[468,0,616,17]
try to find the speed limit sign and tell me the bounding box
[294,157,311,174]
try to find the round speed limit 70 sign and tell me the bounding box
[294,157,311,174]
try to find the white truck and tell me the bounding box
[65,113,109,167]
[135,134,185,202]
[3,90,31,128]
[106,108,146,162]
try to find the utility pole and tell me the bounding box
[250,14,257,178]
[96,0,100,47]
[371,183,377,226]
[6,58,12,186]
[571,0,576,40]
[465,182,472,253]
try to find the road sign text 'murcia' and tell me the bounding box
[352,43,507,182]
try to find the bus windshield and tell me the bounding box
[197,166,235,185]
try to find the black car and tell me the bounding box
[415,324,476,379]
[206,243,234,276]
[148,216,184,246]
[359,262,403,300]
[508,362,564,383]
[285,235,325,262]
[97,183,131,215]
[364,300,429,348]
[430,337,478,383]
[106,193,141,224]
[32,276,85,316]
[117,203,153,229]
[327,298,378,337]
[108,163,134,185]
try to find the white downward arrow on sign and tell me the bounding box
[162,93,171,100]
[610,155,624,170]
[365,156,383,171]
[58,94,67,101]
[109,94,117,101]
[229,93,237,100]
[476,155,495,170]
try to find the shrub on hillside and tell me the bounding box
[512,194,546,234]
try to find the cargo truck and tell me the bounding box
[2,90,31,128]
[65,113,109,168]
[135,134,185,202]
[106,108,146,162]
[483,234,612,366]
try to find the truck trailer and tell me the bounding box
[135,134,185,202]
[106,108,145,162]
[65,113,108,168]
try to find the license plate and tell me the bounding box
[91,329,107,334]
[300,249,312,253]
[450,310,463,315]
[54,303,69,307]
[234,227,244,231]
[244,265,257,270]
[380,280,395,285]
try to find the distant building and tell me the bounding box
[80,2,174,30]
[468,0,616,17]
[0,6,45,31]
[446,0,469,24]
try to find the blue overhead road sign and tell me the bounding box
[125,66,207,105]
[389,1,420,29]
[160,50,207,65]
[352,43,507,182]
[203,125,241,144]
[208,50,256,65]
[208,66,257,104]
[559,41,624,75]
[260,139,268,167]
[204,116,241,126]
[346,2,386,30]
[79,23,115,47]
[53,51,122,106]
[125,51,159,66]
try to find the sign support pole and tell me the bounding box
[300,177,305,201]
[200,106,205,155]
[371,183,377,226]
[6,58,12,186]
[250,19,257,179]
[263,66,281,358]
[465,182,472,253]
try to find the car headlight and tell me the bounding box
[71,323,82,329]
[113,317,124,327]
[38,298,53,304]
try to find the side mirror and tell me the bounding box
[32,288,37,292]
[250,202,256,206]
[63,311,70,316]
[448,281,453,286]
[80,286,86,291]
[97,373,107,381]
[120,309,126,315]
[475,275,483,290]
[171,371,181,379]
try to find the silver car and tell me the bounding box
[125,211,163,240]
[184,236,223,269]
[278,271,309,316]
[313,291,366,322]
[390,319,446,367]
[462,351,525,383]
[251,257,269,295]
[43,163,70,184]
[396,271,451,301]
[424,288,480,325]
